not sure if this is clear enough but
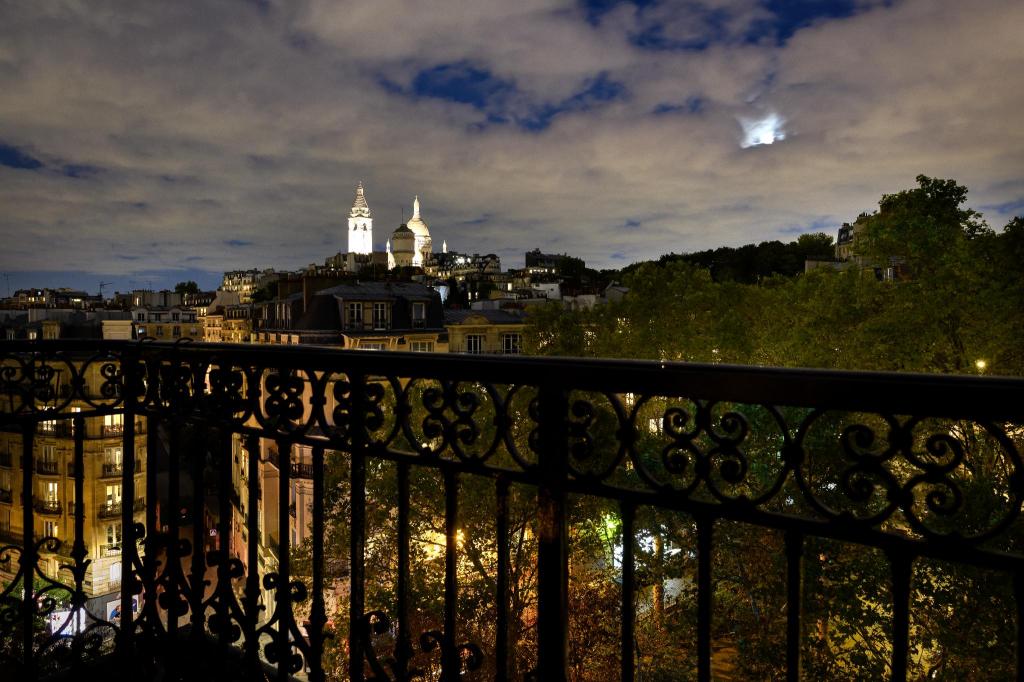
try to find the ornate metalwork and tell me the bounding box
[0,340,1021,680]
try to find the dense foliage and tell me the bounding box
[301,177,1023,680]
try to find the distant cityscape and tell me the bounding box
[0,182,873,355]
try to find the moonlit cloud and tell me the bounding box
[739,111,786,148]
[0,0,1022,292]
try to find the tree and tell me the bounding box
[522,177,1024,678]
[174,280,200,296]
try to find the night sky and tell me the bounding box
[1,0,1022,293]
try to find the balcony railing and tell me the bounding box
[35,460,59,475]
[99,543,122,557]
[33,499,61,515]
[97,502,121,518]
[101,462,123,477]
[291,462,313,479]
[101,423,124,437]
[0,339,1022,681]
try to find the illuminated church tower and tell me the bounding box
[405,195,433,267]
[348,181,373,254]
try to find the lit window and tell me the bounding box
[105,484,122,508]
[104,447,123,476]
[409,340,433,352]
[44,520,59,538]
[466,335,483,354]
[104,414,123,436]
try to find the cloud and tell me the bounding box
[0,141,43,170]
[0,0,1021,290]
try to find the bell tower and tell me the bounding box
[348,181,373,254]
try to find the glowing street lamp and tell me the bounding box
[975,359,987,372]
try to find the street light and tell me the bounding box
[975,359,987,372]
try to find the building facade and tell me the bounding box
[0,362,146,614]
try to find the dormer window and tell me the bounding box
[347,303,362,329]
[412,302,425,328]
[372,303,388,330]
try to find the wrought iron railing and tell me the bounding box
[97,502,121,519]
[34,460,59,475]
[101,462,123,477]
[32,499,61,515]
[0,340,1022,681]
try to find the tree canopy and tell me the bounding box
[173,280,200,295]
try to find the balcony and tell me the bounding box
[97,502,121,518]
[101,423,124,437]
[33,499,61,515]
[101,462,123,477]
[0,339,1022,681]
[35,459,59,475]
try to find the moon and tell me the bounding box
[739,112,787,148]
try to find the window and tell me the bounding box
[502,333,522,355]
[372,303,388,329]
[466,335,483,354]
[412,302,426,328]
[409,340,433,352]
[39,409,56,433]
[41,445,57,463]
[172,326,181,337]
[104,447,123,475]
[106,523,122,546]
[171,312,180,321]
[137,326,146,337]
[105,485,122,508]
[110,562,122,584]
[44,520,59,538]
[347,302,362,329]
[361,342,386,351]
[136,313,145,321]
[44,481,59,502]
[103,413,123,436]
[155,326,163,336]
